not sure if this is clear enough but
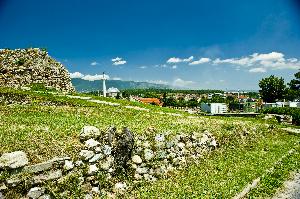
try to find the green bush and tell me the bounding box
[16,58,25,66]
[261,107,300,125]
[30,83,57,92]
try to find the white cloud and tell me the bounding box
[219,79,225,83]
[111,77,122,80]
[189,58,211,65]
[172,78,195,88]
[90,61,99,66]
[111,57,127,65]
[70,72,84,78]
[167,56,194,64]
[183,56,194,62]
[167,57,182,63]
[139,66,147,69]
[113,60,127,65]
[172,65,177,69]
[111,57,122,62]
[249,67,267,73]
[146,80,169,85]
[82,74,110,81]
[213,57,251,66]
[251,52,284,62]
[70,72,111,80]
[288,58,298,63]
[213,52,300,72]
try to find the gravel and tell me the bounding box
[273,173,300,199]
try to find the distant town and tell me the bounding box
[87,72,300,115]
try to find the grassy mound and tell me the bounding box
[0,87,299,198]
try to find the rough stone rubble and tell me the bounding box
[0,48,74,92]
[0,126,218,198]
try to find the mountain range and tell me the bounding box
[71,78,169,92]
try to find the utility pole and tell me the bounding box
[238,89,240,112]
[102,72,107,97]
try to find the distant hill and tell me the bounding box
[71,78,169,92]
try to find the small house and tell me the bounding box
[138,98,163,106]
[106,87,120,98]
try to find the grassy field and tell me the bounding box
[0,88,299,198]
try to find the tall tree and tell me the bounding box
[259,75,286,103]
[286,70,300,101]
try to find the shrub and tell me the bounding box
[261,107,300,125]
[16,58,25,66]
[29,83,57,92]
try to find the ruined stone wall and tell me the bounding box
[0,48,74,92]
[0,126,217,198]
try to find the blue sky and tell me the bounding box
[1,0,300,90]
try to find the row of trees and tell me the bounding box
[259,70,300,103]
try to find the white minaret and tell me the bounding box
[102,72,107,97]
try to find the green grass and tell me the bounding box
[1,88,300,198]
[132,130,300,198]
[248,142,300,198]
[0,103,257,163]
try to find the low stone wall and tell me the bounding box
[0,48,74,92]
[0,126,218,198]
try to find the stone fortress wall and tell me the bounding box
[0,48,74,92]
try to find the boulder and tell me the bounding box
[0,151,28,169]
[132,155,142,164]
[33,170,62,184]
[100,161,111,171]
[63,160,74,171]
[113,127,134,171]
[38,194,51,199]
[91,187,100,194]
[103,145,112,155]
[144,149,154,161]
[84,139,100,149]
[27,187,44,199]
[89,154,104,163]
[136,167,148,174]
[75,160,84,167]
[79,150,95,161]
[0,183,7,191]
[80,126,101,141]
[88,165,98,175]
[6,177,22,187]
[114,182,127,191]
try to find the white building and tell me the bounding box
[106,87,120,97]
[262,102,300,108]
[207,94,213,99]
[201,103,228,114]
[289,102,300,108]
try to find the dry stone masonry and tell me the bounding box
[0,126,218,198]
[0,48,74,92]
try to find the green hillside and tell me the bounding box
[0,87,299,198]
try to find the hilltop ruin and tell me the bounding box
[0,48,74,92]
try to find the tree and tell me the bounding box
[225,95,239,111]
[122,91,130,98]
[286,70,300,101]
[259,75,286,103]
[211,95,225,103]
[187,98,198,108]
